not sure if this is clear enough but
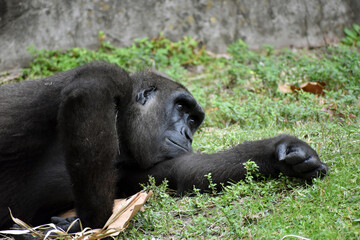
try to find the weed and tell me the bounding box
[341,24,360,47]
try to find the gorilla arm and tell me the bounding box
[121,134,327,195]
[57,64,132,228]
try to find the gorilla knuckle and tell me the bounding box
[316,163,328,177]
[283,153,304,165]
[293,156,320,173]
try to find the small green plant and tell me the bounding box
[23,32,209,81]
[204,173,218,195]
[341,24,360,47]
[243,160,260,183]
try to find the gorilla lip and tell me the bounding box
[166,138,189,152]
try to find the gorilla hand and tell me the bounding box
[50,216,81,233]
[10,217,80,240]
[276,139,328,180]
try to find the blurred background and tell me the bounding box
[0,0,359,71]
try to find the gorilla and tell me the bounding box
[0,62,327,231]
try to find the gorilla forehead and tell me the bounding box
[130,69,190,94]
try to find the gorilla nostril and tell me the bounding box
[180,127,185,136]
[185,130,193,142]
[180,127,192,142]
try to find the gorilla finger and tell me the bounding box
[51,216,80,232]
[277,143,287,161]
[299,163,328,180]
[282,149,307,165]
[316,163,328,177]
[293,156,321,173]
[51,216,63,224]
[51,216,78,224]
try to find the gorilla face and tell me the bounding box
[122,70,205,169]
[162,92,204,159]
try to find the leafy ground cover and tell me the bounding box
[7,33,360,239]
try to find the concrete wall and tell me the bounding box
[0,0,359,71]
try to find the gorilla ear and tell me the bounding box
[136,86,157,105]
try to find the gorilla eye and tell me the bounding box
[176,104,184,111]
[189,118,196,126]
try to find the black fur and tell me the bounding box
[0,62,327,231]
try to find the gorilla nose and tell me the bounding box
[181,127,193,143]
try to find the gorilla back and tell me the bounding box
[0,62,133,228]
[0,62,327,231]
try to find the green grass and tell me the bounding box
[18,33,360,239]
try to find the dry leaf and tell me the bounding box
[300,82,325,95]
[349,114,357,119]
[278,82,325,95]
[62,191,153,236]
[0,72,22,84]
[278,84,299,93]
[105,191,153,231]
[1,191,153,239]
[206,50,233,59]
[59,209,77,218]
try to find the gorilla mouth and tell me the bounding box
[166,138,189,152]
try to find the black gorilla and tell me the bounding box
[0,62,327,230]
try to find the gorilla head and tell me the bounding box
[119,70,205,169]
